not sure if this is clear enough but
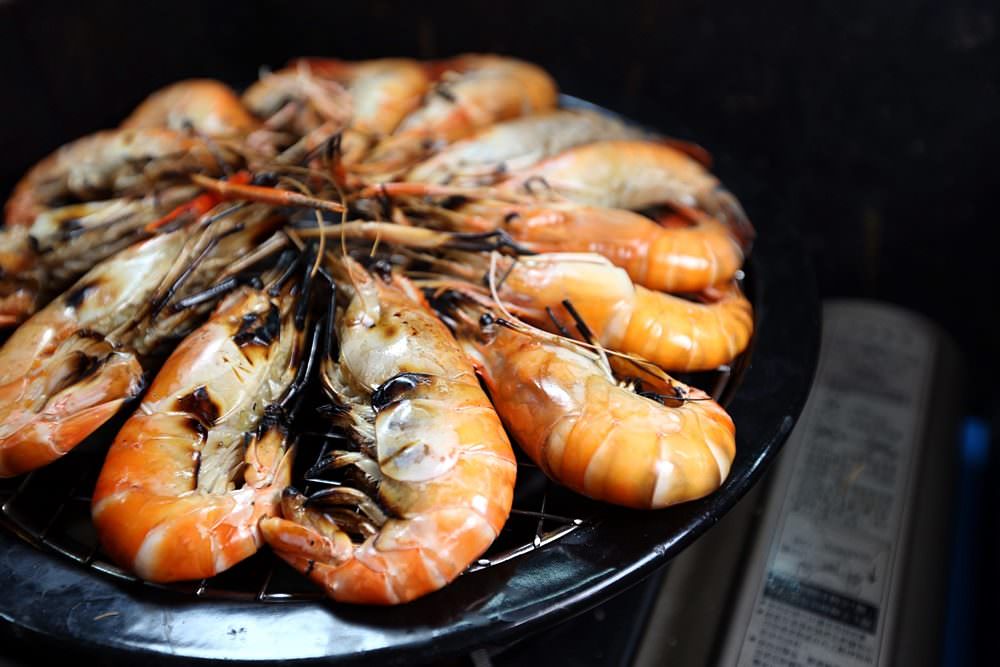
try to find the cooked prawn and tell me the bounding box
[293,58,431,137]
[499,139,755,246]
[121,79,260,138]
[361,54,558,174]
[91,267,310,582]
[259,256,516,604]
[406,109,645,185]
[339,191,744,293]
[4,127,240,227]
[0,186,199,328]
[0,204,283,477]
[452,306,735,509]
[243,58,427,163]
[433,252,753,372]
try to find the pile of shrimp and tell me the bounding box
[0,54,752,605]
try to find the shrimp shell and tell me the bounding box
[406,109,646,185]
[496,253,754,371]
[91,283,304,581]
[362,54,558,173]
[121,79,260,138]
[499,139,754,245]
[460,319,735,509]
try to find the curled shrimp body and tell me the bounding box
[499,140,755,245]
[243,58,428,163]
[0,206,283,477]
[260,259,516,604]
[121,79,260,138]
[0,232,181,477]
[1,127,240,326]
[91,278,306,582]
[0,186,198,328]
[300,199,743,295]
[490,203,743,293]
[4,128,238,227]
[406,109,645,185]
[458,253,753,372]
[295,58,431,137]
[362,54,558,173]
[352,189,744,294]
[457,315,735,509]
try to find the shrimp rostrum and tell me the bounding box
[92,248,315,582]
[260,256,516,604]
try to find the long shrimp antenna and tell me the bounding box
[559,298,614,380]
[278,312,325,421]
[294,244,318,330]
[169,238,296,313]
[147,220,249,319]
[275,174,328,283]
[544,306,573,339]
[266,249,303,296]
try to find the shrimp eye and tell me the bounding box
[251,172,279,187]
[479,312,495,328]
[371,372,431,412]
[370,259,394,281]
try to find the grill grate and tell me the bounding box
[0,296,749,604]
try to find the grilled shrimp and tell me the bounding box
[499,140,755,245]
[0,186,199,328]
[406,109,645,185]
[242,58,428,162]
[343,190,744,293]
[91,261,311,582]
[122,79,260,138]
[361,54,558,174]
[453,308,735,509]
[467,200,745,293]
[0,204,282,477]
[438,252,753,372]
[4,128,239,227]
[0,127,242,325]
[260,257,516,604]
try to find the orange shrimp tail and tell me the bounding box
[556,382,733,508]
[620,283,754,372]
[644,222,744,293]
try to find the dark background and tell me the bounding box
[0,0,996,661]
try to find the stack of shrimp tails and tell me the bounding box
[0,53,753,604]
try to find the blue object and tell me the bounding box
[943,418,990,667]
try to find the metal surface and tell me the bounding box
[0,97,820,665]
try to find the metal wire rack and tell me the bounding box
[0,298,750,604]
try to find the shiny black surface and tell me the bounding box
[0,95,819,661]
